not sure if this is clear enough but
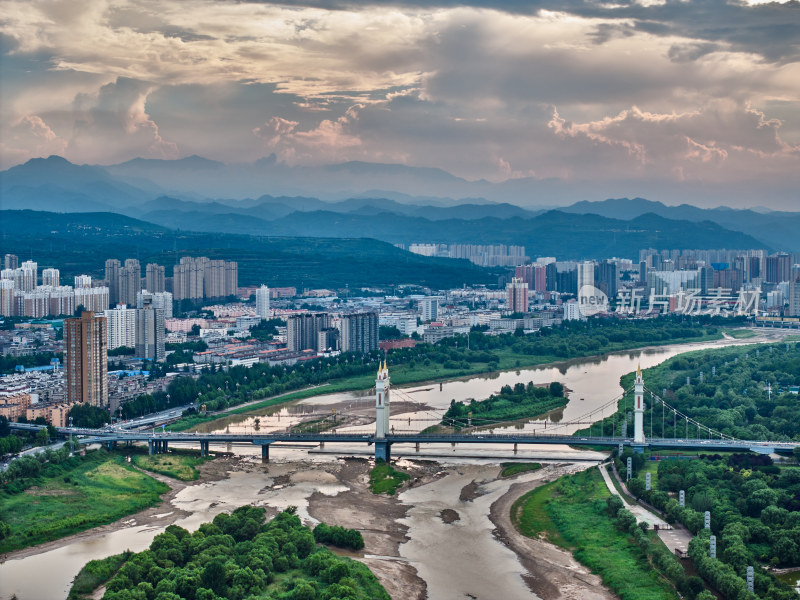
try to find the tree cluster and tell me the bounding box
[312,524,364,551]
[68,404,111,428]
[100,506,388,600]
[443,380,567,427]
[619,450,800,599]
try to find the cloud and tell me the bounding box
[0,0,798,204]
[547,102,799,181]
[67,77,178,164]
[253,105,363,163]
[0,114,68,165]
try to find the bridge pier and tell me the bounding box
[148,440,155,455]
[415,442,420,453]
[261,444,270,463]
[200,441,209,457]
[513,443,518,455]
[162,441,168,453]
[375,440,392,462]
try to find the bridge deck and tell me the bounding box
[14,423,796,453]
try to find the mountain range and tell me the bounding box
[1,155,796,255]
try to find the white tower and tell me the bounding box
[255,285,271,319]
[375,360,391,438]
[633,364,645,444]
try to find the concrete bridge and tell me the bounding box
[11,363,800,461]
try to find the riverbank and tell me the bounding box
[1,451,611,600]
[0,455,235,564]
[167,323,733,432]
[490,466,615,600]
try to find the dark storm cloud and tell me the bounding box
[250,0,800,63]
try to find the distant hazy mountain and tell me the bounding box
[1,156,795,253]
[561,198,800,251]
[136,207,768,259]
[1,156,152,211]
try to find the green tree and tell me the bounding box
[35,427,50,446]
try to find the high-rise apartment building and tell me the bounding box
[533,265,547,293]
[47,286,75,316]
[65,311,108,407]
[135,297,165,361]
[75,286,110,313]
[339,312,379,354]
[419,298,438,322]
[74,275,93,288]
[41,268,60,287]
[172,256,238,302]
[104,306,137,349]
[173,256,206,301]
[145,263,165,293]
[506,277,529,313]
[515,265,534,287]
[7,262,39,292]
[789,274,800,317]
[317,327,341,352]
[0,280,13,317]
[3,254,19,270]
[105,259,121,305]
[255,285,271,319]
[287,313,331,352]
[595,260,618,298]
[577,260,594,292]
[119,259,142,307]
[766,253,792,284]
[137,290,173,319]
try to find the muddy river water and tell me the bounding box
[0,335,774,600]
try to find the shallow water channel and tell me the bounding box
[0,337,762,600]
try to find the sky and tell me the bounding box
[1,0,799,208]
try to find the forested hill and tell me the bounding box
[136,208,767,258]
[0,210,499,290]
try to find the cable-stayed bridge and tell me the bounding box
[11,364,799,461]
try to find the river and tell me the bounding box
[0,334,773,600]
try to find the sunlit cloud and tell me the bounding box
[0,0,798,206]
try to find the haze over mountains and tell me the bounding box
[1,156,796,255]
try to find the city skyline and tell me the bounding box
[2,1,799,209]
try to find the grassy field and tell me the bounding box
[0,452,169,554]
[68,552,131,599]
[513,468,678,600]
[369,461,410,495]
[500,462,542,477]
[725,329,756,339]
[130,450,211,481]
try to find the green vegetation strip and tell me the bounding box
[68,552,132,600]
[513,468,682,600]
[443,382,566,428]
[725,328,757,339]
[369,461,410,495]
[80,506,388,600]
[130,449,211,481]
[0,450,168,554]
[500,462,542,478]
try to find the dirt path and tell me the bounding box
[489,464,617,600]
